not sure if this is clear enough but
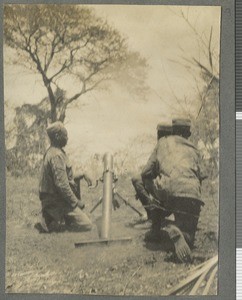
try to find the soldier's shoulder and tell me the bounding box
[173,135,196,147]
[165,136,199,153]
[45,147,65,160]
[157,135,174,147]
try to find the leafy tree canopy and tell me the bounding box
[4,4,147,122]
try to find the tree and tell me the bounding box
[4,4,148,175]
[167,9,220,180]
[4,4,147,123]
[5,88,64,175]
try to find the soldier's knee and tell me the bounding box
[82,217,92,231]
[68,219,92,232]
[83,222,92,231]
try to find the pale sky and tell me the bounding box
[4,5,221,163]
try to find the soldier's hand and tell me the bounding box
[83,174,92,187]
[74,172,85,181]
[77,200,85,210]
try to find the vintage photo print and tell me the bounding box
[4,4,221,296]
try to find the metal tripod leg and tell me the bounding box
[75,153,132,248]
[115,192,143,217]
[89,197,103,213]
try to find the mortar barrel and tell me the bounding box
[101,153,113,239]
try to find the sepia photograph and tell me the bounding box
[4,4,221,296]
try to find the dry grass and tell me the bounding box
[5,174,218,295]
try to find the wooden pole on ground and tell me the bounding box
[167,255,218,295]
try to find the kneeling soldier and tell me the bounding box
[37,121,92,233]
[144,118,205,262]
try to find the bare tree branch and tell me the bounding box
[192,58,219,82]
[161,63,188,115]
[208,27,213,71]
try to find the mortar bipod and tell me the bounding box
[75,153,132,247]
[89,171,143,217]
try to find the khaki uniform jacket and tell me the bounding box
[39,146,78,209]
[142,136,204,201]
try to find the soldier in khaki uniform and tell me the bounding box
[37,122,92,233]
[142,119,206,262]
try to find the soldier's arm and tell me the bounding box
[74,172,92,186]
[141,145,158,180]
[198,163,208,183]
[197,151,208,183]
[50,155,79,208]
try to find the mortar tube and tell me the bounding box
[101,153,113,239]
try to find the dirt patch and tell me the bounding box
[5,175,218,295]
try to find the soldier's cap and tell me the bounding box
[172,118,191,128]
[156,122,172,132]
[46,121,66,138]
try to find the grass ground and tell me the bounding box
[5,174,218,295]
